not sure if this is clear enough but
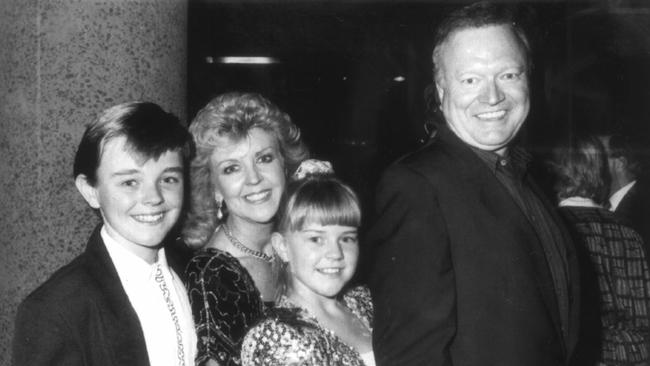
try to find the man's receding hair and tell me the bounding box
[432,1,533,84]
[73,101,193,185]
[608,134,645,178]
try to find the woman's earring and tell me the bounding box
[216,199,224,221]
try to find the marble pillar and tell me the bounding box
[0,0,187,364]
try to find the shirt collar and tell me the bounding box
[101,226,167,282]
[469,145,530,178]
[609,180,637,211]
[559,196,602,208]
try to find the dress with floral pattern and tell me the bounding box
[241,286,374,366]
[186,248,269,366]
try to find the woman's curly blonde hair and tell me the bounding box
[182,92,309,249]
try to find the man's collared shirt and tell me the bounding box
[559,196,601,208]
[102,227,197,366]
[471,146,570,340]
[610,180,637,212]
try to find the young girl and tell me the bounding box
[240,160,375,366]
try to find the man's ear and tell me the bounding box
[611,156,628,172]
[271,232,289,262]
[435,80,445,107]
[75,174,100,209]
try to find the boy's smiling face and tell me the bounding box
[76,136,184,262]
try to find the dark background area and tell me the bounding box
[187,0,650,214]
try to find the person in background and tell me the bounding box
[550,135,650,366]
[183,92,308,366]
[13,102,197,366]
[366,2,579,365]
[600,134,650,262]
[241,160,374,366]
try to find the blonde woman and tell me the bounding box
[183,92,308,366]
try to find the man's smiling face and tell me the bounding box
[435,24,530,156]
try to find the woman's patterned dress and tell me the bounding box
[186,248,269,366]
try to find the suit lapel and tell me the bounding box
[478,164,565,350]
[84,226,151,366]
[526,173,578,350]
[436,127,568,351]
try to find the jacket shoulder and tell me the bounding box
[18,252,103,316]
[383,137,473,186]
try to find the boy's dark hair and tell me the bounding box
[73,102,193,185]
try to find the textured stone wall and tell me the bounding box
[0,1,187,364]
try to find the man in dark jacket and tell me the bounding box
[602,133,650,263]
[367,3,579,365]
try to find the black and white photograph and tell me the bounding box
[2,0,650,365]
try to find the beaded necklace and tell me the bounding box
[154,264,186,366]
[222,223,274,263]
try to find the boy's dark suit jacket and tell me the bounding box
[12,225,191,366]
[367,126,580,366]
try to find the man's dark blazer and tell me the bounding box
[12,226,188,366]
[367,126,579,366]
[615,178,650,258]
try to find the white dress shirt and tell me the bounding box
[102,227,197,366]
[559,196,602,208]
[609,180,636,211]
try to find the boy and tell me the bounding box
[13,102,197,366]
